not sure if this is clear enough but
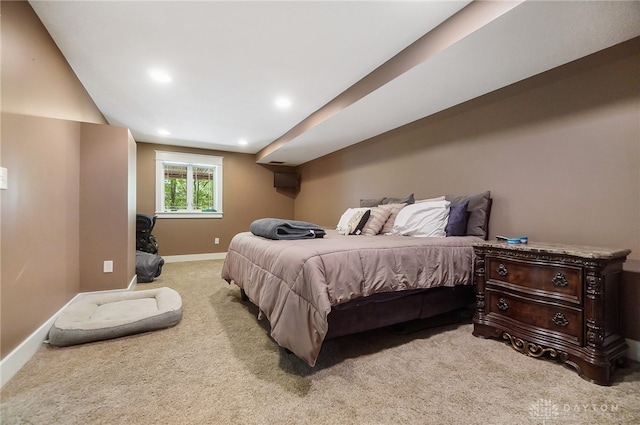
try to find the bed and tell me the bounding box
[222,191,491,366]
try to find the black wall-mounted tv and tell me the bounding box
[273,172,299,189]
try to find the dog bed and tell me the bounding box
[48,287,182,347]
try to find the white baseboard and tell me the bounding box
[162,252,226,263]
[1,275,138,389]
[0,294,81,388]
[128,274,138,291]
[626,338,640,362]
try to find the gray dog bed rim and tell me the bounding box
[48,287,182,347]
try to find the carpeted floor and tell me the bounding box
[1,260,639,424]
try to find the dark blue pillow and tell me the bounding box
[446,200,469,236]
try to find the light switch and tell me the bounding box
[0,167,7,190]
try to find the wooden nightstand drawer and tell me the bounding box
[486,289,583,345]
[487,257,582,304]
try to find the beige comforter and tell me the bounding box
[221,229,481,366]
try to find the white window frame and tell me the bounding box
[155,151,223,219]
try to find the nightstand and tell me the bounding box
[472,241,631,385]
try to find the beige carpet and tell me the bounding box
[1,260,639,425]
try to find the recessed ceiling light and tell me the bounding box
[238,139,248,146]
[275,97,291,109]
[149,69,172,83]
[157,128,171,136]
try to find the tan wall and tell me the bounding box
[79,124,136,292]
[1,114,82,358]
[0,1,133,358]
[136,143,295,255]
[296,38,640,262]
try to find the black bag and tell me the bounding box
[136,214,159,254]
[136,250,164,283]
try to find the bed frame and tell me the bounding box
[240,284,475,342]
[325,285,475,339]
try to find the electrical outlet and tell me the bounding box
[214,237,220,245]
[103,260,113,273]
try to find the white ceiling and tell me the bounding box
[30,1,640,166]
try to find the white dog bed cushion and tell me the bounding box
[49,287,182,347]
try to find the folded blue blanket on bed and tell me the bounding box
[250,218,326,240]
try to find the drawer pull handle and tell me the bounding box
[497,298,509,311]
[497,264,508,276]
[552,272,568,287]
[552,313,569,327]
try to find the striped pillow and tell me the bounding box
[361,206,393,236]
[379,203,407,235]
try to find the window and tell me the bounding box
[155,151,223,218]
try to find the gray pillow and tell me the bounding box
[381,193,415,205]
[445,191,491,239]
[360,197,386,208]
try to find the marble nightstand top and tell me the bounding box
[474,240,631,260]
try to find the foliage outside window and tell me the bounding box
[155,151,223,218]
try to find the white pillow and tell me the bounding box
[391,200,450,237]
[336,208,370,235]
